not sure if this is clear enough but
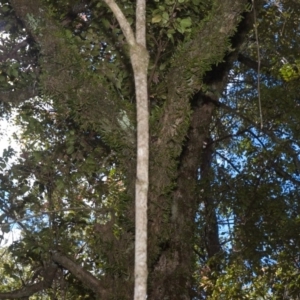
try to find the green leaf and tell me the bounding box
[180,17,192,29]
[66,145,74,154]
[152,15,162,23]
[56,179,65,191]
[162,12,169,24]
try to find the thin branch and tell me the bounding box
[0,206,101,228]
[0,39,30,62]
[247,129,300,185]
[102,0,136,46]
[0,86,37,103]
[212,126,252,145]
[252,0,263,129]
[237,53,270,73]
[148,39,168,85]
[215,151,242,176]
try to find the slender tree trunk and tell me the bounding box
[103,1,149,299]
[131,1,149,297]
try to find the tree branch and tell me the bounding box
[102,0,136,46]
[50,251,109,298]
[0,264,57,299]
[238,53,269,72]
[0,206,101,229]
[0,86,37,103]
[0,39,30,62]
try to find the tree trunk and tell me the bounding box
[3,1,263,299]
[147,97,215,299]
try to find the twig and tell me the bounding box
[252,0,263,129]
[0,206,100,228]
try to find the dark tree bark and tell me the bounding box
[146,1,261,298]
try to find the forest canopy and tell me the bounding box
[0,0,300,299]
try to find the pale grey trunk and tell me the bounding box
[103,1,149,299]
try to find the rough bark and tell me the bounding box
[149,99,216,299]
[147,1,262,298]
[200,135,222,261]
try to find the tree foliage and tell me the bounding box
[0,0,300,299]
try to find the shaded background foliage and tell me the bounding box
[0,0,300,299]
